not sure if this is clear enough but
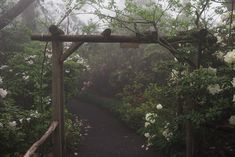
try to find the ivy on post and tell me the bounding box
[49,25,65,157]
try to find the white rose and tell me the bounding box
[27,60,34,65]
[145,113,157,121]
[0,65,8,70]
[0,88,8,98]
[144,132,150,138]
[23,75,29,80]
[156,104,163,110]
[145,113,157,123]
[224,50,235,64]
[65,69,70,73]
[9,121,17,127]
[145,122,150,127]
[207,84,222,95]
[19,118,23,123]
[145,113,152,121]
[26,118,31,122]
[233,95,235,102]
[149,119,155,124]
[162,128,173,140]
[214,51,224,60]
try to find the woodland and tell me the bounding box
[0,0,235,157]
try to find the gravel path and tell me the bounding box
[67,99,163,157]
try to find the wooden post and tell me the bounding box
[50,25,64,157]
[185,77,195,157]
[186,120,194,157]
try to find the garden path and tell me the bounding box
[66,98,163,157]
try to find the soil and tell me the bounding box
[66,98,163,157]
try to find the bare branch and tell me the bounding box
[24,121,58,157]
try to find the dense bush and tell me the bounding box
[0,34,86,156]
[0,100,81,156]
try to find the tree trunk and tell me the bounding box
[0,0,36,30]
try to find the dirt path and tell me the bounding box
[67,99,162,157]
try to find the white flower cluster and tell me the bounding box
[0,121,18,128]
[143,112,159,150]
[142,132,155,150]
[0,88,7,98]
[66,54,90,69]
[0,65,8,70]
[65,69,70,73]
[162,128,173,141]
[156,104,163,110]
[30,110,40,118]
[143,112,158,150]
[213,51,224,60]
[23,75,29,80]
[229,115,235,125]
[224,49,235,64]
[22,72,29,80]
[43,96,52,105]
[46,48,52,59]
[170,69,179,81]
[144,132,150,138]
[144,105,163,128]
[9,121,17,127]
[25,55,36,65]
[0,110,41,128]
[207,84,222,95]
[145,113,157,124]
[233,95,235,103]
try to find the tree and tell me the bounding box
[0,0,36,30]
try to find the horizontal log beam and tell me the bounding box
[31,33,193,43]
[24,121,59,157]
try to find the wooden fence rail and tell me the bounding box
[24,121,59,157]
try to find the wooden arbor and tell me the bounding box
[30,25,195,157]
[30,25,166,157]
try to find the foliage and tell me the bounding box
[0,99,81,156]
[0,30,86,156]
[77,1,235,157]
[0,100,52,156]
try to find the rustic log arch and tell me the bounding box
[26,25,213,157]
